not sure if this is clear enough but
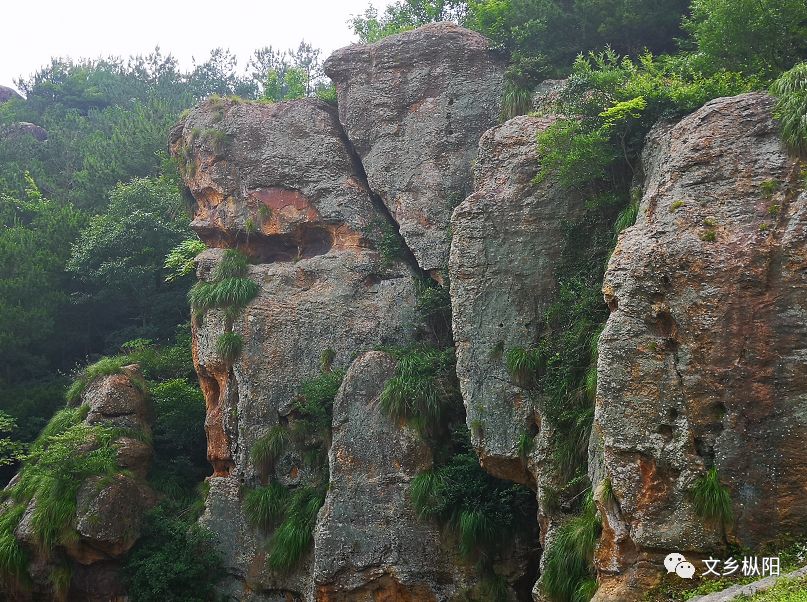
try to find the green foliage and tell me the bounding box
[692,467,733,527]
[66,354,146,404]
[410,432,535,561]
[244,481,289,531]
[506,346,544,386]
[320,348,336,372]
[380,346,458,430]
[266,485,326,572]
[251,426,290,469]
[0,503,28,584]
[164,237,205,282]
[364,218,406,268]
[0,412,24,467]
[1,405,125,552]
[349,1,467,43]
[614,201,639,237]
[517,431,534,461]
[414,277,452,345]
[684,0,807,79]
[188,276,259,317]
[772,62,807,156]
[123,504,223,602]
[541,493,600,602]
[501,81,533,120]
[215,331,244,363]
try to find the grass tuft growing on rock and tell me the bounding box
[692,467,733,527]
[251,426,290,469]
[772,62,807,156]
[266,485,325,572]
[65,356,145,405]
[541,493,600,602]
[188,250,258,319]
[379,346,458,431]
[215,332,243,363]
[243,482,289,531]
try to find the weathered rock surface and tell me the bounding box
[591,92,807,600]
[1,121,48,141]
[0,85,21,104]
[314,351,474,601]
[172,97,424,598]
[3,366,155,600]
[449,114,586,496]
[324,23,506,274]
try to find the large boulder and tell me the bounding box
[591,92,807,600]
[324,23,506,275]
[171,97,421,598]
[0,85,21,104]
[313,351,475,601]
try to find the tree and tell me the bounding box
[350,0,468,42]
[66,177,192,349]
[0,176,83,382]
[684,0,807,79]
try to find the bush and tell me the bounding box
[163,237,206,283]
[772,62,807,156]
[123,504,223,602]
[692,467,733,527]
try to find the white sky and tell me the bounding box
[0,0,386,91]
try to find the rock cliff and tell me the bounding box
[171,23,807,602]
[591,92,807,600]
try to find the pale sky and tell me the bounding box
[0,0,385,91]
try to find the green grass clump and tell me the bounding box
[541,493,600,602]
[670,200,685,212]
[0,503,28,583]
[65,355,145,404]
[742,576,807,601]
[613,201,639,236]
[410,432,534,562]
[506,346,544,386]
[211,249,248,280]
[501,82,533,120]
[701,229,718,242]
[243,482,289,531]
[517,431,535,460]
[215,332,243,363]
[692,467,733,527]
[266,485,325,572]
[772,62,807,156]
[380,346,458,431]
[760,179,781,197]
[251,426,290,469]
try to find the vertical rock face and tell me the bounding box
[0,85,21,104]
[324,23,506,274]
[592,93,807,600]
[449,115,588,507]
[314,351,473,601]
[171,98,426,598]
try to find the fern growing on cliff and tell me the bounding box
[692,467,733,527]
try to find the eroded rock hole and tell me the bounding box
[197,225,335,263]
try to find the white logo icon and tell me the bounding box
[676,561,696,579]
[664,553,687,573]
[664,553,695,579]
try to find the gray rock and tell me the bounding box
[591,93,807,600]
[0,85,21,104]
[449,114,586,489]
[173,98,422,595]
[324,23,506,274]
[1,121,47,141]
[313,351,475,600]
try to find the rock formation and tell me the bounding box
[591,92,807,600]
[324,23,505,275]
[1,365,155,601]
[169,21,807,602]
[0,85,21,104]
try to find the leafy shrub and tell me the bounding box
[409,436,535,561]
[772,62,807,156]
[692,467,733,526]
[215,331,244,363]
[541,493,600,602]
[123,504,223,602]
[163,237,206,283]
